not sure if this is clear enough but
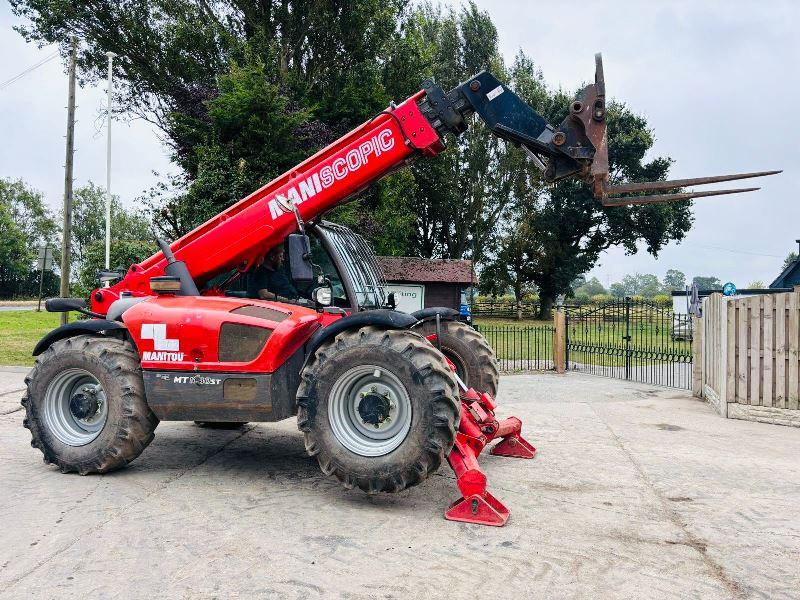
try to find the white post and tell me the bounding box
[104,51,116,272]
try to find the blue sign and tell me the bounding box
[723,282,737,296]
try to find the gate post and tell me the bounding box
[623,297,632,380]
[554,308,566,374]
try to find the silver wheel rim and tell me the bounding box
[42,368,108,446]
[327,364,412,457]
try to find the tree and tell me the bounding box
[0,204,32,297]
[609,282,627,298]
[582,277,607,296]
[391,3,513,262]
[69,183,156,295]
[748,280,765,289]
[574,276,606,297]
[78,240,156,294]
[0,178,58,257]
[692,275,721,290]
[478,219,538,318]
[663,269,686,291]
[783,252,797,271]
[0,178,59,298]
[607,273,662,297]
[12,0,410,240]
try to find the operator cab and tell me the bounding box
[205,221,391,313]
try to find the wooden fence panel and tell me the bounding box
[726,301,736,404]
[763,295,773,407]
[775,293,786,408]
[697,290,800,425]
[749,296,761,405]
[789,292,799,410]
[737,299,748,404]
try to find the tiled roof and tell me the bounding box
[377,256,476,284]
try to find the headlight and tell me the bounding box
[314,286,332,306]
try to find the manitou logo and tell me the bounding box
[268,128,395,220]
[141,323,185,362]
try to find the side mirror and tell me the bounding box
[287,234,314,284]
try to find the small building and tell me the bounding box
[770,240,800,289]
[377,256,475,313]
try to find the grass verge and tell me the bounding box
[0,310,64,367]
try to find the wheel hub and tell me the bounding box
[69,387,100,420]
[357,392,391,426]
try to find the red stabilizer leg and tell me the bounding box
[490,434,536,458]
[490,416,536,458]
[445,491,509,526]
[442,387,537,526]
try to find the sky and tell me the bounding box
[2,1,798,289]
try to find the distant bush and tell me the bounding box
[591,294,615,304]
[651,294,671,307]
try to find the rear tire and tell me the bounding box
[416,320,499,396]
[22,335,158,475]
[297,326,459,494]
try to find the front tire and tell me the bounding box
[22,334,158,475]
[297,326,459,494]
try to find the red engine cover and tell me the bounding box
[123,296,322,373]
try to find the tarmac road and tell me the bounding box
[0,371,798,599]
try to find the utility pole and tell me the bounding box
[104,51,116,271]
[59,37,78,325]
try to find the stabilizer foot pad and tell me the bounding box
[490,434,536,459]
[444,492,510,526]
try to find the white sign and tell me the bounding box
[386,284,425,313]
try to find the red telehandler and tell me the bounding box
[23,55,778,525]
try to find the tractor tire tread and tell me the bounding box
[417,320,499,396]
[297,326,459,494]
[22,334,157,475]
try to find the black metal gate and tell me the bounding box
[565,298,693,389]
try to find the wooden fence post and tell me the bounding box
[692,315,703,397]
[554,308,566,374]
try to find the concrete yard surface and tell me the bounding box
[0,371,798,599]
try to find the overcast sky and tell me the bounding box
[2,1,798,289]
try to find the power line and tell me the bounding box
[0,50,60,91]
[684,242,784,259]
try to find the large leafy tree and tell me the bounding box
[692,275,721,290]
[0,205,32,297]
[395,3,514,262]
[0,178,59,255]
[663,268,687,291]
[11,0,406,238]
[0,179,59,298]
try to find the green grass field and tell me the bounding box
[0,310,65,367]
